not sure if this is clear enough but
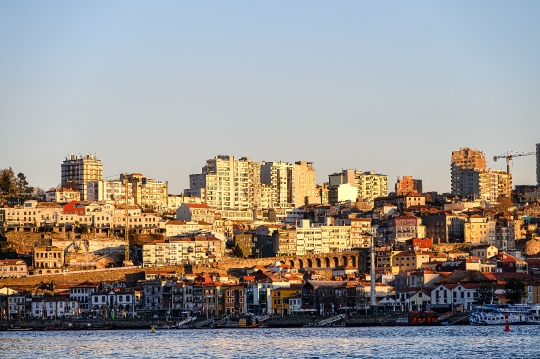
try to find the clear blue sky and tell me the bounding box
[1,1,539,194]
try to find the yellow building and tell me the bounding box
[271,285,302,315]
[391,251,431,274]
[464,215,495,244]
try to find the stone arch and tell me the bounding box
[307,259,313,268]
[342,256,348,266]
[298,259,304,269]
[289,260,295,267]
[315,258,321,268]
[333,257,339,267]
[350,255,357,267]
[324,257,330,268]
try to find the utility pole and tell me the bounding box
[124,178,130,265]
[370,233,376,309]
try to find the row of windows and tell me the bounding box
[93,295,131,303]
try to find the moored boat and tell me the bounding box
[469,304,532,325]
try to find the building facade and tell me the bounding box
[188,155,261,211]
[328,169,388,204]
[395,176,423,195]
[451,148,486,196]
[61,154,103,201]
[0,259,28,278]
[260,160,317,208]
[33,246,65,274]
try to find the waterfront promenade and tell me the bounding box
[1,312,472,330]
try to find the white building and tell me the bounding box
[431,283,478,311]
[90,289,136,317]
[187,155,261,211]
[31,297,80,318]
[45,188,81,202]
[69,281,99,312]
[0,259,28,278]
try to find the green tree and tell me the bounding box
[232,244,244,258]
[0,168,36,202]
[0,167,16,199]
[474,284,495,305]
[504,277,526,304]
[16,172,34,199]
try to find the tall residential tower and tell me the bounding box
[187,155,261,211]
[61,154,103,201]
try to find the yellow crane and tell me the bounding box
[493,151,538,175]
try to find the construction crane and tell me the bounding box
[493,151,538,175]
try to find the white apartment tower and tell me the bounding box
[61,154,103,201]
[260,161,317,208]
[188,155,261,211]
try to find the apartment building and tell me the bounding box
[120,173,168,211]
[276,228,297,256]
[142,236,223,267]
[349,218,372,248]
[45,188,81,202]
[328,169,388,204]
[61,154,103,200]
[176,203,215,224]
[395,176,423,195]
[451,148,511,200]
[451,148,486,196]
[33,246,65,274]
[461,169,512,201]
[463,215,495,244]
[188,155,261,211]
[87,179,133,204]
[387,215,419,243]
[260,160,317,208]
[422,212,466,244]
[374,192,425,211]
[321,223,351,253]
[391,251,431,273]
[166,194,203,211]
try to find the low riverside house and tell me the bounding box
[90,289,136,318]
[69,281,99,313]
[31,297,79,318]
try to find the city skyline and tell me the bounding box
[3,146,539,195]
[1,1,539,193]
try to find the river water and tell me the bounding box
[2,326,539,358]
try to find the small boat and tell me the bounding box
[407,311,443,325]
[395,317,409,325]
[218,315,261,328]
[7,327,33,331]
[470,304,531,325]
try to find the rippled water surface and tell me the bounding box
[2,326,540,358]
